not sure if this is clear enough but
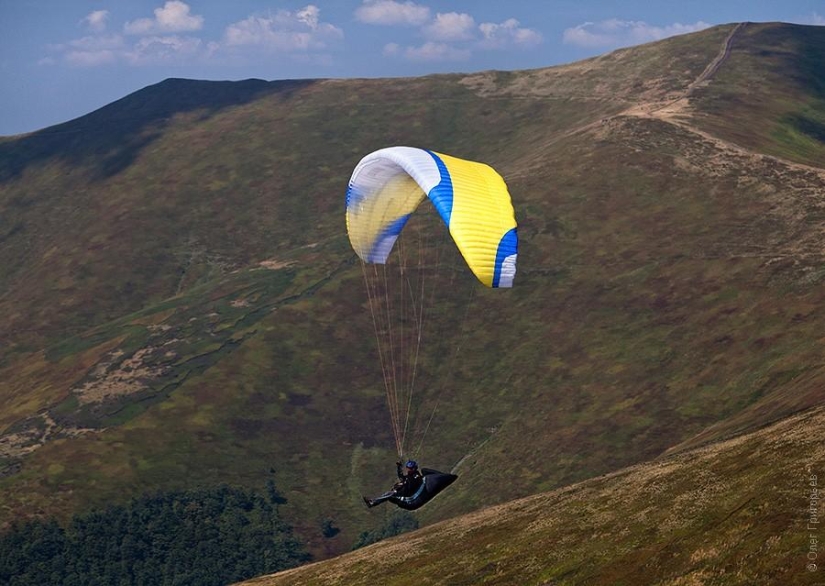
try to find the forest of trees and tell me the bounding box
[0,484,310,586]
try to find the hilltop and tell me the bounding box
[1,20,824,574]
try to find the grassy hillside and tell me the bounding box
[690,23,825,167]
[1,21,824,564]
[244,406,825,586]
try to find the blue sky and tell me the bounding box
[1,1,823,136]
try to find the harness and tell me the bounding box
[394,477,427,504]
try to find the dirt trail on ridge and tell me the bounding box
[622,22,824,178]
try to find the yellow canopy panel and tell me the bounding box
[345,146,517,287]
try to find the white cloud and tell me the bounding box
[563,19,711,49]
[124,1,204,35]
[43,2,210,67]
[64,49,117,67]
[225,18,315,50]
[296,5,321,29]
[479,18,542,49]
[355,0,430,26]
[81,10,109,32]
[67,34,125,52]
[404,42,471,62]
[125,35,203,65]
[46,29,206,68]
[65,49,117,67]
[224,6,343,52]
[52,35,123,67]
[46,3,343,68]
[384,12,542,64]
[423,12,475,42]
[51,34,123,66]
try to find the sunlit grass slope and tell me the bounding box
[245,406,825,586]
[691,23,825,167]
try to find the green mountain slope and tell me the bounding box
[690,23,825,167]
[244,406,825,586]
[1,22,824,563]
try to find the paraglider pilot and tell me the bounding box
[363,460,423,508]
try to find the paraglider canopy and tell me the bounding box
[345,146,518,460]
[346,146,517,288]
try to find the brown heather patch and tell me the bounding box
[0,336,125,431]
[71,346,172,404]
[0,413,99,460]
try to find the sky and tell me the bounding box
[1,1,823,136]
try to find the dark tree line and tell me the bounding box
[0,484,310,586]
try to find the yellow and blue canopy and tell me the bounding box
[345,146,518,288]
